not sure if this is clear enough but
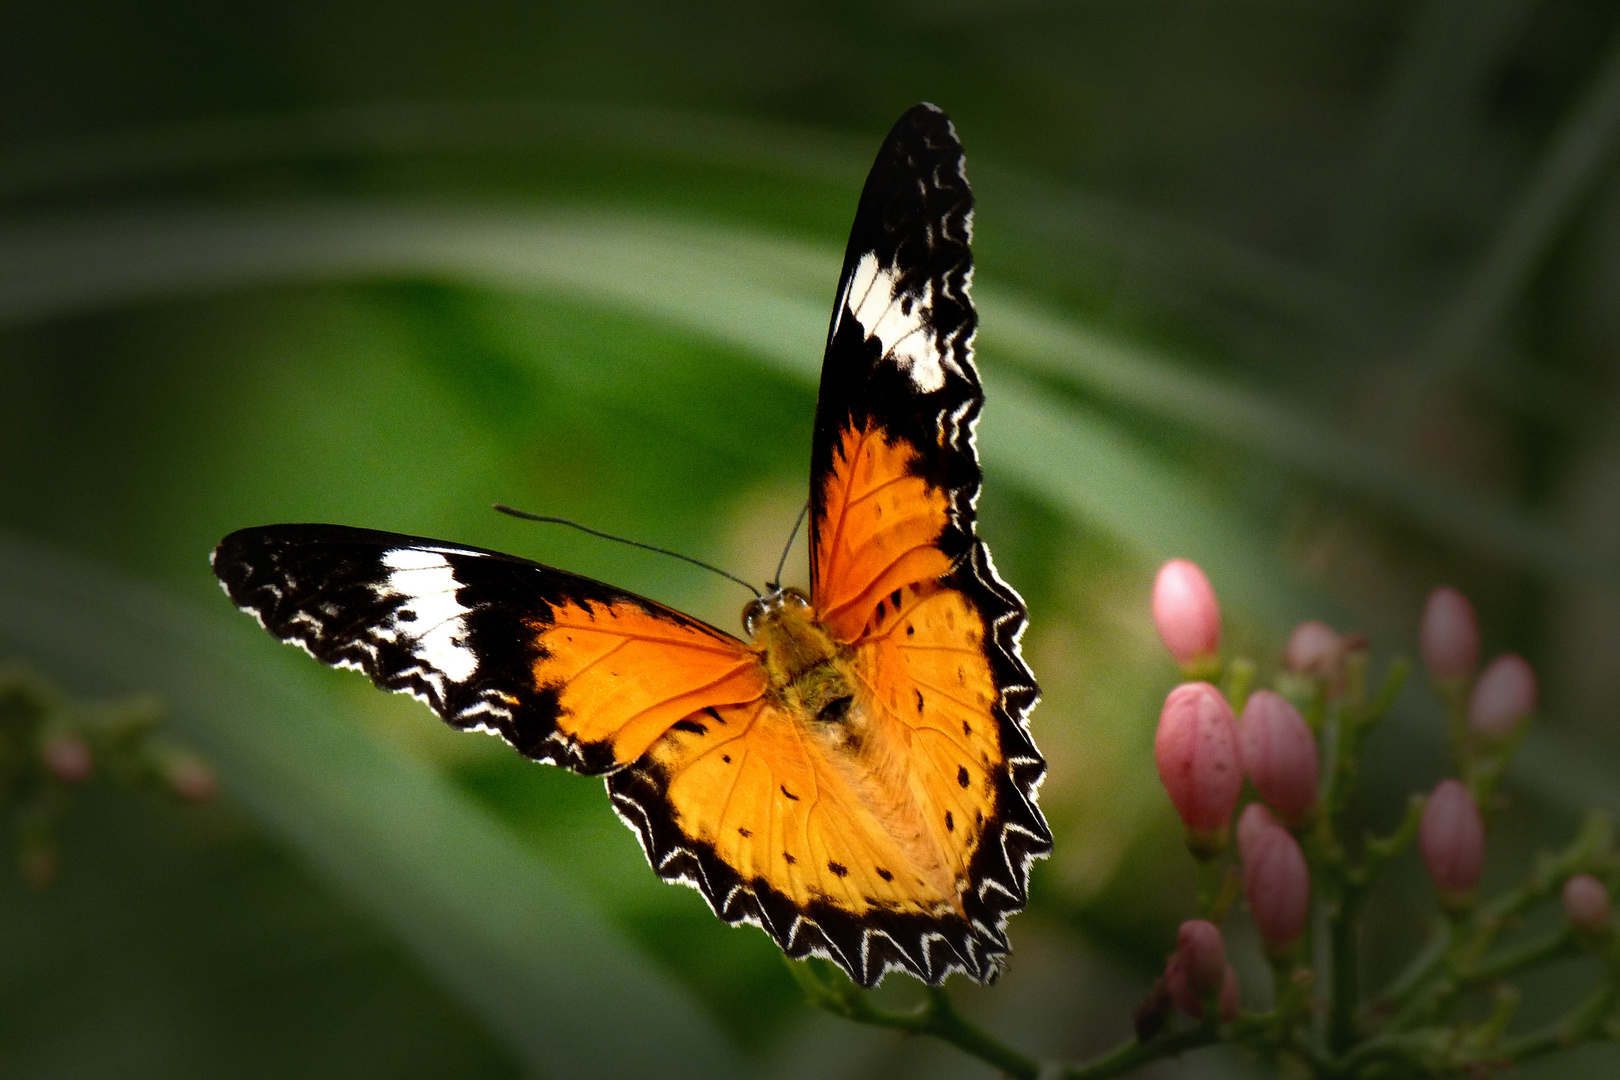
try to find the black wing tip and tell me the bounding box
[895,101,952,131]
[213,523,345,571]
[211,524,354,595]
[885,103,963,158]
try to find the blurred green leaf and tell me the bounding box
[0,203,1308,618]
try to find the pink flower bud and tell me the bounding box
[1155,683,1242,844]
[1175,919,1226,999]
[41,735,93,783]
[1152,559,1221,664]
[1420,779,1485,901]
[1238,691,1319,824]
[1237,802,1280,865]
[1165,952,1239,1021]
[1285,621,1342,676]
[1420,586,1479,683]
[1468,654,1537,739]
[1242,822,1310,951]
[1563,874,1610,934]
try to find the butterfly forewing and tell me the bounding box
[212,524,765,774]
[811,104,1050,979]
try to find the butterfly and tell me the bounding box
[212,103,1051,987]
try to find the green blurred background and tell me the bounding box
[3,0,1620,1076]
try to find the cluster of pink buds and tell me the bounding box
[1418,584,1538,741]
[1,665,218,889]
[1134,558,1618,1076]
[1147,558,1315,1017]
[1410,584,1541,903]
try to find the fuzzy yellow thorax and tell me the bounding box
[744,589,854,721]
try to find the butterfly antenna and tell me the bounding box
[493,504,762,599]
[770,501,810,590]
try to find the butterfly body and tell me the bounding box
[214,104,1052,987]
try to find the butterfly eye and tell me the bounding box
[782,588,812,611]
[742,598,766,637]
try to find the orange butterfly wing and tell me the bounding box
[611,105,1050,986]
[212,525,767,775]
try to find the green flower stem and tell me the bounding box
[1364,660,1410,727]
[1487,981,1616,1067]
[791,961,1271,1080]
[1462,982,1521,1054]
[1054,1025,1222,1080]
[789,965,1040,1079]
[1195,854,1230,917]
[1224,657,1256,712]
[1437,677,1471,775]
[1341,652,1369,716]
[1333,1027,1450,1077]
[1373,920,1451,1017]
[918,987,1043,1080]
[1353,794,1426,888]
[1312,663,1412,1058]
[1466,719,1530,815]
[1327,887,1360,1054]
[1470,926,1576,982]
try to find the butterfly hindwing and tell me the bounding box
[611,690,999,985]
[212,524,766,775]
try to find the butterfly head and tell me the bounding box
[742,586,811,639]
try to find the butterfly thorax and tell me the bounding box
[744,588,854,722]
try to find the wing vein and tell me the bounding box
[596,659,764,740]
